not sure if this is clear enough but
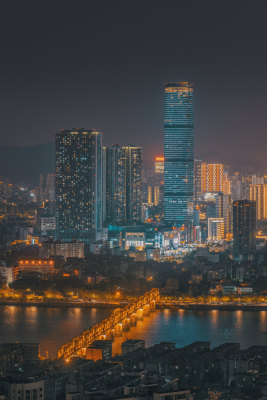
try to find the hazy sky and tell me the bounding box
[1,0,267,170]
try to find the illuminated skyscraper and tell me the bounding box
[102,146,107,223]
[223,172,231,195]
[230,173,250,201]
[55,129,102,242]
[201,163,224,193]
[154,185,160,206]
[216,191,232,239]
[155,157,164,175]
[249,183,267,221]
[124,146,142,223]
[147,186,153,204]
[233,200,256,255]
[208,218,224,241]
[105,144,142,224]
[147,185,160,206]
[194,159,202,200]
[105,144,126,223]
[252,175,264,185]
[164,82,194,224]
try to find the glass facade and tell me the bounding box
[124,146,142,223]
[55,129,102,242]
[164,82,194,224]
[106,144,127,223]
[104,145,142,224]
[233,200,256,255]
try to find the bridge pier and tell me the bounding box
[122,318,130,331]
[130,313,137,325]
[143,304,150,316]
[107,329,115,340]
[150,300,156,311]
[77,348,85,357]
[137,308,144,320]
[114,323,123,336]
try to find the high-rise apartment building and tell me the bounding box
[194,159,202,200]
[196,162,231,196]
[249,184,267,221]
[55,129,102,242]
[105,144,142,224]
[230,173,250,201]
[147,185,153,204]
[201,163,224,193]
[233,200,256,255]
[208,218,224,241]
[164,82,194,224]
[216,192,232,239]
[154,185,160,206]
[223,172,231,195]
[252,175,264,185]
[102,146,107,224]
[155,157,164,175]
[37,174,55,205]
[105,145,126,223]
[147,185,160,206]
[124,146,142,223]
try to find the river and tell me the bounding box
[1,305,267,357]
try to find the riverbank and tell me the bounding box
[158,302,267,311]
[1,299,267,311]
[0,300,121,308]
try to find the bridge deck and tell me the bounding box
[57,288,160,359]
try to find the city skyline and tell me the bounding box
[1,1,267,171]
[1,2,267,399]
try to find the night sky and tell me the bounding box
[1,0,267,170]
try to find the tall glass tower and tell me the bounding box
[104,144,142,224]
[164,82,194,225]
[105,144,127,223]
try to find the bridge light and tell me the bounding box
[65,358,70,363]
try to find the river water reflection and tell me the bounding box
[0,306,267,357]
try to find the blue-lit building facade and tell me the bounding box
[104,144,142,224]
[164,82,194,225]
[105,144,127,224]
[124,145,142,223]
[55,129,102,243]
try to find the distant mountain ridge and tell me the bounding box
[0,143,55,185]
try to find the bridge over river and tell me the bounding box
[57,288,160,359]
